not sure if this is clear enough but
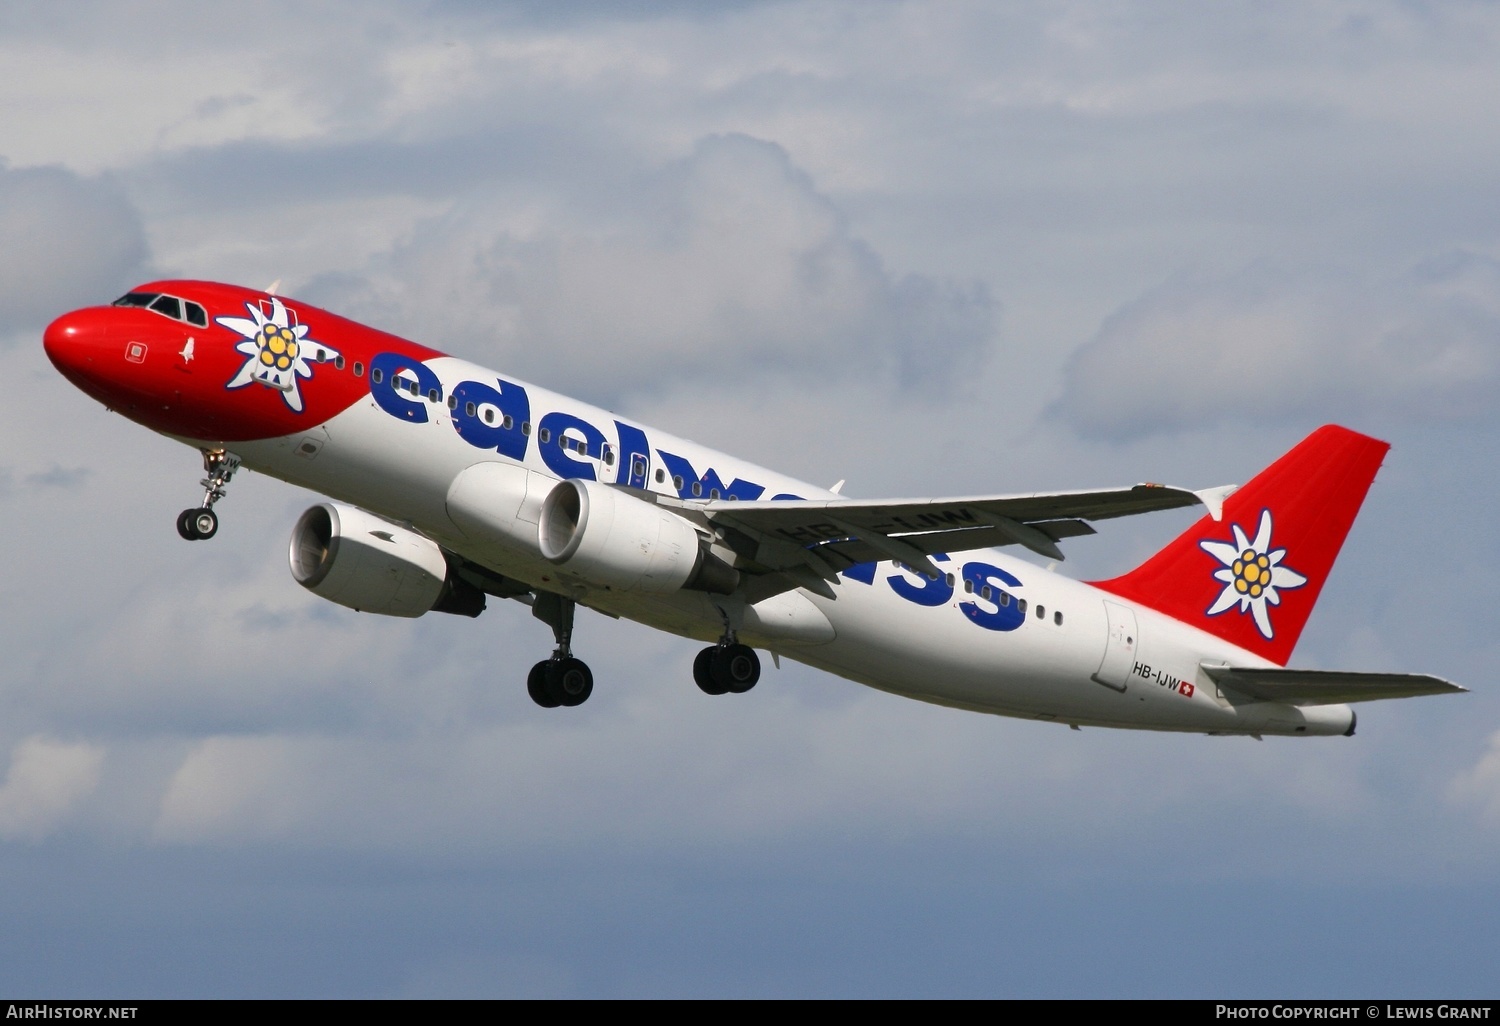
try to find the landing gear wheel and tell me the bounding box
[178,449,239,542]
[547,657,593,707]
[714,643,760,693]
[528,660,561,708]
[190,508,218,540]
[694,646,728,695]
[176,507,218,540]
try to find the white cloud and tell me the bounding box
[0,735,104,841]
[306,133,994,403]
[1052,255,1500,438]
[1447,730,1500,828]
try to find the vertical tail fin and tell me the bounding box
[1090,425,1389,665]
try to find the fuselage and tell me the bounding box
[43,280,1353,736]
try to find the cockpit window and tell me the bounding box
[114,290,212,329]
[149,294,182,320]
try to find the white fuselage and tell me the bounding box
[216,355,1351,737]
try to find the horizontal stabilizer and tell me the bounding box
[1201,664,1467,705]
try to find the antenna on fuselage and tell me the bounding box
[829,479,845,495]
[265,279,282,296]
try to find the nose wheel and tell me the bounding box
[176,449,239,541]
[176,507,218,540]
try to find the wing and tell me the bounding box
[1201,665,1468,705]
[658,482,1233,602]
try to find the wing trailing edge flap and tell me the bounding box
[813,519,1095,570]
[685,481,1216,585]
[1201,664,1467,705]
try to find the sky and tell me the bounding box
[1,0,1498,998]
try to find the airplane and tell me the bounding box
[42,280,1465,736]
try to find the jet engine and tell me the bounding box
[539,479,739,594]
[289,503,485,617]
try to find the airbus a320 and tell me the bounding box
[42,281,1464,736]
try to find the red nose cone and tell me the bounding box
[43,308,115,385]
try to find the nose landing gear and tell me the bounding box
[176,449,240,541]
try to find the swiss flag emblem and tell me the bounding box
[1179,682,1196,698]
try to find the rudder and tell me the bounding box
[1090,425,1389,666]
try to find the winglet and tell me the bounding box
[1193,484,1238,522]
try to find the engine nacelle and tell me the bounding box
[289,503,484,618]
[539,479,738,594]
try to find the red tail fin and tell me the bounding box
[1090,425,1389,666]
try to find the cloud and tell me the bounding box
[0,736,104,841]
[304,133,995,402]
[0,163,150,334]
[1447,730,1500,828]
[1052,255,1500,438]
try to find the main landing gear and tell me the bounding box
[176,449,240,541]
[693,639,761,696]
[527,592,594,708]
[521,591,763,707]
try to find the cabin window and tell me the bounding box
[335,355,345,370]
[632,459,646,478]
[691,481,703,497]
[447,395,458,410]
[466,402,477,417]
[482,408,493,424]
[427,388,440,403]
[672,475,684,491]
[656,469,666,484]
[1018,599,1028,614]
[522,421,531,436]
[1054,611,1063,626]
[538,428,551,443]
[502,415,513,430]
[371,368,383,384]
[981,585,992,601]
[945,573,955,587]
[603,449,615,466]
[999,592,1010,606]
[963,580,974,594]
[1036,604,1045,620]
[353,362,364,377]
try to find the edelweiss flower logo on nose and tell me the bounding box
[216,297,339,413]
[1200,508,1307,640]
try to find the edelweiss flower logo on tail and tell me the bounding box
[1200,508,1307,640]
[216,297,338,412]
